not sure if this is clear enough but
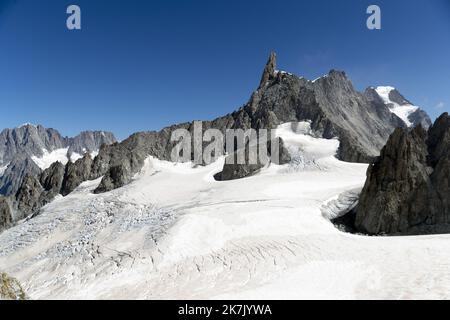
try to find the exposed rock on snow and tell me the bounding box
[0,272,27,300]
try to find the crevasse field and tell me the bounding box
[1,122,450,300]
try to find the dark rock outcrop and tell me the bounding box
[40,162,65,194]
[61,154,93,196]
[217,136,291,181]
[15,174,44,220]
[355,113,450,235]
[0,196,12,232]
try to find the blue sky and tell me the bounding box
[0,0,449,139]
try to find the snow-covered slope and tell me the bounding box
[31,148,71,170]
[1,122,450,299]
[375,86,419,127]
[31,148,99,170]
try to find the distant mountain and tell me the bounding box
[0,125,116,196]
[364,86,432,129]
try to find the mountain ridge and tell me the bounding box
[0,53,432,233]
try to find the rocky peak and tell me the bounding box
[258,52,277,89]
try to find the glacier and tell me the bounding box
[1,122,450,299]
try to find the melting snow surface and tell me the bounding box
[1,122,450,299]
[375,86,419,127]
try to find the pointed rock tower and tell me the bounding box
[258,52,277,89]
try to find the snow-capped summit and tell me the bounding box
[369,86,432,128]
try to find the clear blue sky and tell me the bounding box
[0,0,449,139]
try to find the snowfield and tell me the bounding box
[2,122,450,299]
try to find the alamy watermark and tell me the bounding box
[367,5,381,30]
[170,121,284,166]
[66,5,81,30]
[66,4,381,31]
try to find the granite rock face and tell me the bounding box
[355,113,450,235]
